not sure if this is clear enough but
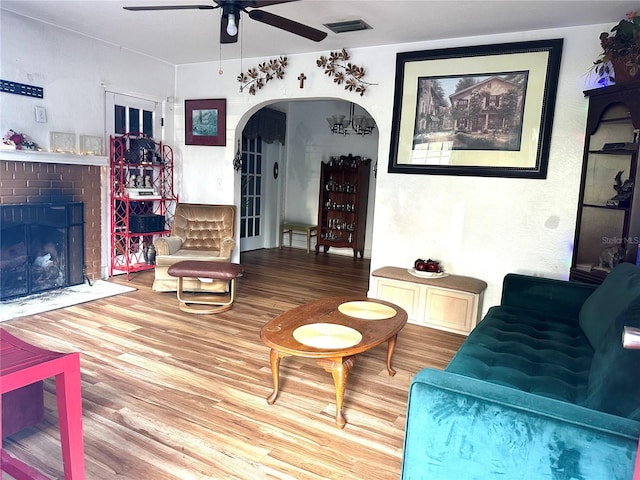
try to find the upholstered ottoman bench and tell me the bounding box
[167,260,244,314]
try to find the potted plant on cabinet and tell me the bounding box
[594,11,640,86]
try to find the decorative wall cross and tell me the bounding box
[298,73,307,88]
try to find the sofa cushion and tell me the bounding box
[580,295,640,419]
[578,263,640,349]
[155,249,225,267]
[446,305,593,404]
[403,369,639,480]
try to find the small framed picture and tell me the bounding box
[50,132,76,153]
[185,99,226,146]
[80,135,104,155]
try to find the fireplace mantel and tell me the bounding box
[0,149,108,166]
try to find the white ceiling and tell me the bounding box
[1,0,637,65]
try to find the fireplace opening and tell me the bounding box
[0,203,85,300]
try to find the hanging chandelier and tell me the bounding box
[327,103,376,136]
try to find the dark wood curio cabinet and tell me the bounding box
[570,81,640,284]
[316,154,371,260]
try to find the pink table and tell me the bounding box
[1,329,85,479]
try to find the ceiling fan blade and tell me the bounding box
[123,5,215,11]
[244,1,300,7]
[248,9,327,42]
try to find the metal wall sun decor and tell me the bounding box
[388,39,563,178]
[237,56,288,95]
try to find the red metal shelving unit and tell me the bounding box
[109,133,178,280]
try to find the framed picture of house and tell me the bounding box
[185,98,226,146]
[388,39,563,178]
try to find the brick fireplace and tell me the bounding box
[0,159,103,288]
[0,202,85,299]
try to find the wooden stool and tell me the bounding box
[167,261,244,314]
[0,329,85,479]
[279,223,317,254]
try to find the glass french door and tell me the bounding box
[105,92,161,139]
[240,136,264,251]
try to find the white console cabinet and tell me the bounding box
[371,267,487,335]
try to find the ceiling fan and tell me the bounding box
[123,0,327,44]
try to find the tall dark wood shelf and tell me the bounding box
[570,81,640,284]
[316,154,371,260]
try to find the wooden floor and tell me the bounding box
[1,248,465,480]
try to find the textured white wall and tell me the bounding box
[0,10,176,149]
[370,28,598,311]
[1,9,608,312]
[175,58,385,259]
[176,24,605,312]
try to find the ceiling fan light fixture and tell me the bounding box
[226,13,238,36]
[124,0,327,44]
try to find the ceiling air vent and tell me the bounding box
[323,19,372,34]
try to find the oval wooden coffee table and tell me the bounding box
[260,296,407,428]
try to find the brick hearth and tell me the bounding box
[0,160,102,280]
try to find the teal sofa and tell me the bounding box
[402,263,640,479]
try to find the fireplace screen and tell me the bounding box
[0,203,84,300]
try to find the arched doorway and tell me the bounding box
[238,99,379,259]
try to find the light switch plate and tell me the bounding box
[35,106,47,123]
